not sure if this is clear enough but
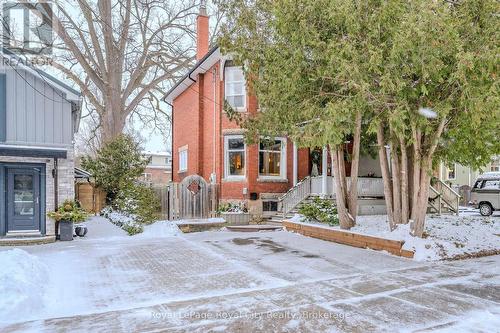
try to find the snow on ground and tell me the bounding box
[1,216,499,332]
[0,249,50,323]
[354,214,500,261]
[292,211,500,261]
[137,220,182,238]
[426,306,500,333]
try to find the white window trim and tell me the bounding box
[258,137,287,180]
[224,135,246,180]
[446,163,456,180]
[178,146,188,173]
[224,66,246,111]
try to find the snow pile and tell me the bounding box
[137,220,182,238]
[353,214,500,261]
[0,249,49,323]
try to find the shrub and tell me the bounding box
[48,199,89,223]
[81,134,150,203]
[113,184,160,225]
[298,197,339,226]
[82,134,161,234]
[217,201,248,214]
[101,206,144,235]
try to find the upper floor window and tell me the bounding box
[259,138,286,179]
[491,159,499,172]
[178,146,188,172]
[225,66,246,110]
[224,135,246,179]
[446,164,456,180]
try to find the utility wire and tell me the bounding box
[0,16,74,104]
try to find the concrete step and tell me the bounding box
[226,225,283,232]
[266,221,284,226]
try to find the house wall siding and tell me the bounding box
[0,66,74,147]
[172,81,202,182]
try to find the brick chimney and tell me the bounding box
[196,1,209,60]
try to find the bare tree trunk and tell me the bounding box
[338,145,348,198]
[331,146,354,229]
[411,127,421,221]
[36,0,204,144]
[411,157,432,237]
[399,138,409,224]
[410,118,447,237]
[348,111,362,221]
[376,123,396,230]
[390,140,402,224]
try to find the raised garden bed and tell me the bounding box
[283,220,414,258]
[219,212,252,225]
[176,220,227,233]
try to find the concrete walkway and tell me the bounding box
[2,218,499,332]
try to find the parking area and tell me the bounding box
[1,217,499,332]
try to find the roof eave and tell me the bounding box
[164,46,221,104]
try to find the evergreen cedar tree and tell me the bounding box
[217,0,499,237]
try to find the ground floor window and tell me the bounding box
[262,200,278,212]
[491,159,499,172]
[178,147,188,172]
[224,135,246,179]
[259,138,286,178]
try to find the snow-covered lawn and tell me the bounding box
[1,216,499,332]
[292,211,500,261]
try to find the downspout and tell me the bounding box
[212,67,217,183]
[52,157,59,238]
[165,100,175,178]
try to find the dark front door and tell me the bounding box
[7,168,41,232]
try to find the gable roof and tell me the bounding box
[163,46,221,104]
[1,50,81,102]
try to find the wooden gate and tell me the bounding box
[168,175,217,220]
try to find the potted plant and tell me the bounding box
[48,200,89,241]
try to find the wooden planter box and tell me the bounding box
[220,212,252,225]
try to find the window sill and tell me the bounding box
[226,107,247,113]
[178,169,187,174]
[257,177,288,183]
[222,177,247,183]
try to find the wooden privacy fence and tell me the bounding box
[75,182,106,214]
[155,175,218,220]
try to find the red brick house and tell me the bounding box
[165,4,312,216]
[164,4,398,220]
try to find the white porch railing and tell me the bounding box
[281,176,385,216]
[310,176,385,197]
[279,176,311,217]
[429,179,461,215]
[280,176,460,217]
